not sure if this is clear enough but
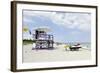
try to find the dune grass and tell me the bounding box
[23,40,35,45]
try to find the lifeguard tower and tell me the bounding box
[33,27,54,49]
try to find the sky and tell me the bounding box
[22,10,91,43]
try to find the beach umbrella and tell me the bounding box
[23,26,32,34]
[35,26,51,32]
[23,26,29,32]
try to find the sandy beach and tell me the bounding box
[23,44,91,63]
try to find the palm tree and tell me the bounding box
[23,26,32,40]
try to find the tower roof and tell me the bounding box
[35,26,51,32]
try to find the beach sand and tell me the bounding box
[23,44,91,63]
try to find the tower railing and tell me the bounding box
[32,34,53,41]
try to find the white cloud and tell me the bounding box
[23,10,91,31]
[23,17,34,23]
[52,13,91,31]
